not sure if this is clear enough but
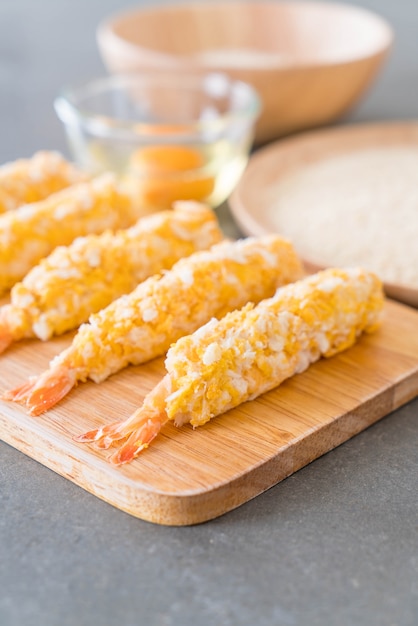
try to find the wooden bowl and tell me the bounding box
[97,1,393,144]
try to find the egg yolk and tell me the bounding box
[129,145,215,209]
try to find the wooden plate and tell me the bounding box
[229,121,418,307]
[1,299,418,525]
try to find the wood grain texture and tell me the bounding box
[0,299,417,526]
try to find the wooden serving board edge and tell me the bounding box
[1,364,417,526]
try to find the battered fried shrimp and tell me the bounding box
[76,268,384,464]
[0,173,144,294]
[0,202,223,353]
[3,235,303,414]
[0,151,87,213]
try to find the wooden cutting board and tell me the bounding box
[1,298,418,526]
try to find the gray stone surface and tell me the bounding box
[1,1,417,625]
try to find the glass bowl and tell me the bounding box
[54,73,261,210]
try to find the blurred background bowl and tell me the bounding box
[97,1,393,145]
[54,72,260,210]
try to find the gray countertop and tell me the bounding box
[1,1,417,625]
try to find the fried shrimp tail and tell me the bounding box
[74,420,130,448]
[74,412,146,449]
[75,377,171,461]
[76,268,384,464]
[2,379,36,403]
[3,365,77,416]
[109,412,167,465]
[4,235,303,414]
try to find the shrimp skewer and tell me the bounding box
[0,151,87,213]
[3,235,303,415]
[0,173,144,295]
[75,268,384,465]
[0,202,222,353]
